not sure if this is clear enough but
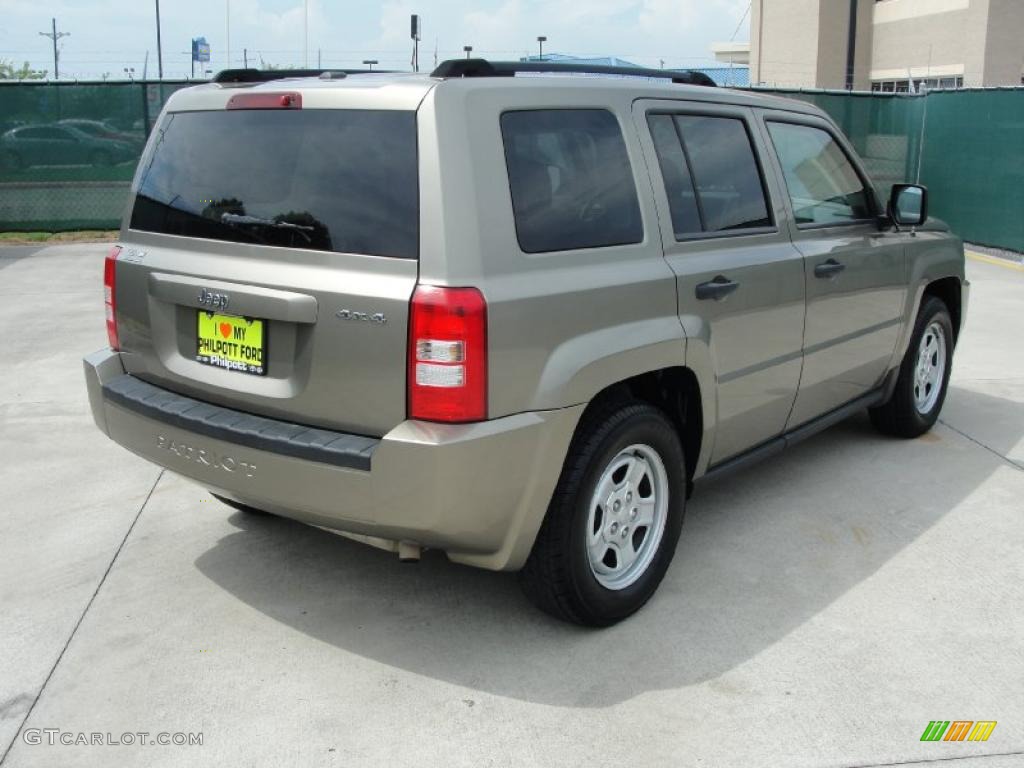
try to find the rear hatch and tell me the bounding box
[114,80,427,436]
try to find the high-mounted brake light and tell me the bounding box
[226,92,302,110]
[104,245,121,350]
[408,285,487,423]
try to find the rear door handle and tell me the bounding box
[814,259,846,279]
[695,275,739,301]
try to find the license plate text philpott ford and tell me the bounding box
[196,312,266,376]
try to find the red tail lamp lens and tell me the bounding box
[408,285,487,422]
[104,245,121,350]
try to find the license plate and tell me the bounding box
[196,312,267,376]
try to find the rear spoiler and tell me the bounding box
[212,68,385,84]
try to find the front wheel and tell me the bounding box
[870,296,954,438]
[519,401,686,626]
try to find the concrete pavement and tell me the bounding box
[0,244,1021,767]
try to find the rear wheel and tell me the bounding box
[870,296,954,438]
[519,401,686,626]
[211,493,267,515]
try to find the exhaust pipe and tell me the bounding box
[398,541,421,562]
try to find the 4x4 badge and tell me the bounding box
[336,309,387,324]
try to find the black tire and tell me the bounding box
[211,493,268,515]
[519,401,686,626]
[870,296,954,438]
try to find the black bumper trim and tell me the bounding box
[102,374,378,471]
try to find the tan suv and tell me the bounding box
[84,60,968,625]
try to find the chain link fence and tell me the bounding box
[0,80,191,230]
[1,80,1022,252]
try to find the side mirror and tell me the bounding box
[888,184,928,227]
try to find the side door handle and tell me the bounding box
[695,275,739,301]
[814,259,846,279]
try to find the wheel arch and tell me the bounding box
[580,366,704,495]
[922,275,963,344]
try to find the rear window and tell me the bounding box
[130,109,418,259]
[501,109,643,253]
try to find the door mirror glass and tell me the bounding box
[889,184,928,227]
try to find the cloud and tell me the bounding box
[378,2,419,44]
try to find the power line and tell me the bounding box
[730,2,752,42]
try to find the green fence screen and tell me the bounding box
[0,80,191,231]
[0,81,1022,252]
[754,87,1024,252]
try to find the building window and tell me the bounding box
[870,77,963,93]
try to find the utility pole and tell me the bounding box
[154,0,164,78]
[243,48,248,68]
[39,18,70,80]
[226,0,231,69]
[845,0,859,91]
[411,14,421,73]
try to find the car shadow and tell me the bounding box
[193,384,1022,707]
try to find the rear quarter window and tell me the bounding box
[500,109,643,254]
[130,109,418,259]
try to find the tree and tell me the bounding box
[258,57,297,71]
[0,59,48,80]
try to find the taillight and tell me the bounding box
[408,285,487,423]
[104,245,121,350]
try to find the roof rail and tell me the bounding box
[430,58,716,87]
[212,68,380,84]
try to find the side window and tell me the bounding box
[648,114,702,237]
[647,113,772,238]
[766,122,872,226]
[46,128,74,141]
[501,109,643,253]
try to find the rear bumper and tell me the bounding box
[84,348,583,570]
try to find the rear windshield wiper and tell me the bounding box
[220,212,315,243]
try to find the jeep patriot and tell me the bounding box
[84,60,968,625]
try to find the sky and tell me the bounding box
[0,0,750,80]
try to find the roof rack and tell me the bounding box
[430,58,716,87]
[211,68,380,84]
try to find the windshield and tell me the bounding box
[129,108,419,259]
